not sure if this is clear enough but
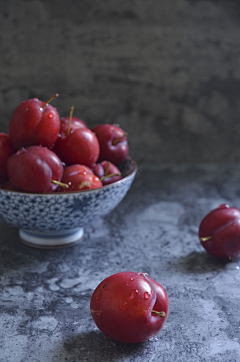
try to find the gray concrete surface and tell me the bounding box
[1,163,240,361]
[1,1,240,361]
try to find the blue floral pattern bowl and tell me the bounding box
[0,156,137,248]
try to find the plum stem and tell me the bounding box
[151,310,166,318]
[200,236,212,242]
[100,161,121,180]
[51,180,69,189]
[112,133,127,145]
[42,93,59,108]
[105,161,110,176]
[66,106,74,137]
[139,273,148,278]
[100,173,121,181]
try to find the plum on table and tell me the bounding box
[90,271,169,344]
[199,204,240,260]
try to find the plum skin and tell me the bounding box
[7,146,63,193]
[59,164,102,191]
[92,160,122,185]
[0,133,16,183]
[9,97,60,150]
[53,127,100,168]
[91,124,129,166]
[199,204,240,260]
[90,271,169,344]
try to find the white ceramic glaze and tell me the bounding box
[19,227,84,248]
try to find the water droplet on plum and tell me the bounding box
[93,176,100,183]
[218,204,230,209]
[130,277,135,281]
[144,292,150,299]
[48,112,54,119]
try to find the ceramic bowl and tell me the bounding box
[0,156,137,248]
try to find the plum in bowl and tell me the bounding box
[0,156,137,248]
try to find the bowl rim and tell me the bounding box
[0,156,137,196]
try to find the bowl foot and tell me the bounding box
[19,228,84,249]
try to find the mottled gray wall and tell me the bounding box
[1,0,240,164]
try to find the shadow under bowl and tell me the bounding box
[0,156,137,248]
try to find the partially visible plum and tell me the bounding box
[58,164,102,192]
[0,133,16,183]
[7,146,64,193]
[53,118,100,167]
[9,94,60,150]
[59,106,87,132]
[199,204,240,260]
[91,124,128,165]
[92,160,122,185]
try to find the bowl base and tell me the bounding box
[19,228,84,249]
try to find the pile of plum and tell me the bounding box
[2,95,240,345]
[0,94,129,193]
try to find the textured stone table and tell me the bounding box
[1,163,240,362]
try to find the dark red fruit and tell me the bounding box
[7,146,64,193]
[59,164,102,192]
[0,180,21,191]
[9,94,60,150]
[92,160,122,185]
[54,106,88,145]
[60,106,87,131]
[91,124,129,165]
[199,204,240,260]
[90,271,169,344]
[53,126,100,168]
[0,133,16,183]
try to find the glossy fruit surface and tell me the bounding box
[60,115,87,131]
[53,127,100,168]
[90,271,169,344]
[9,96,60,149]
[59,164,102,191]
[7,146,63,193]
[92,160,122,185]
[0,133,16,183]
[91,124,129,165]
[199,204,240,260]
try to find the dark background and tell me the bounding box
[1,2,240,361]
[1,0,240,165]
